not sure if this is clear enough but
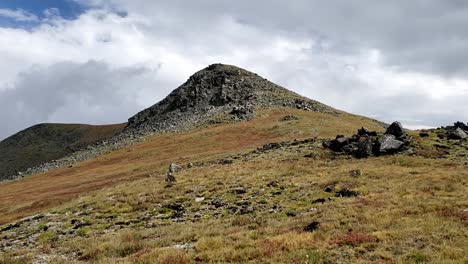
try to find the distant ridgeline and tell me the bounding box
[0,123,125,181]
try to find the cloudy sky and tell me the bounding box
[0,0,467,139]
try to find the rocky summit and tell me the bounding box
[126,64,336,134]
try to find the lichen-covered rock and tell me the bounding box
[126,64,335,134]
[169,163,183,173]
[378,134,404,153]
[447,127,467,140]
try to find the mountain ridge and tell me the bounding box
[0,123,126,181]
[0,64,342,181]
[125,63,337,134]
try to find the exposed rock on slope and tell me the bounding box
[323,121,411,158]
[126,63,336,134]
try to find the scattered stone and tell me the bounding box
[195,197,205,203]
[303,221,320,232]
[266,180,280,187]
[173,243,194,250]
[71,219,90,229]
[260,142,284,151]
[324,185,335,193]
[232,187,247,195]
[286,212,297,217]
[1,222,20,232]
[239,206,255,215]
[211,199,226,208]
[187,162,194,168]
[165,203,184,211]
[335,189,360,197]
[349,170,362,177]
[221,159,234,165]
[312,198,327,204]
[166,172,176,182]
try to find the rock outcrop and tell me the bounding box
[125,64,335,134]
[323,121,411,158]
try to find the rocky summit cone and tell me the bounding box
[126,63,336,134]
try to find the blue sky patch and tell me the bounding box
[0,0,87,22]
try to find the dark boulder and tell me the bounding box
[328,135,350,152]
[357,127,377,136]
[343,142,359,154]
[378,134,404,154]
[303,221,320,232]
[312,198,327,204]
[355,136,373,158]
[385,121,405,137]
[166,172,176,182]
[335,189,360,197]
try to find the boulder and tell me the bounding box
[447,128,467,140]
[378,134,404,154]
[169,163,183,173]
[357,127,377,136]
[335,189,360,197]
[385,121,405,137]
[303,221,320,232]
[342,142,359,154]
[166,172,176,182]
[328,135,350,152]
[355,136,373,158]
[397,133,412,144]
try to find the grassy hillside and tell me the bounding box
[0,108,466,263]
[0,123,126,181]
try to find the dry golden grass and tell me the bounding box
[0,108,383,225]
[1,107,466,263]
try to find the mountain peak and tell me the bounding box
[126,64,335,133]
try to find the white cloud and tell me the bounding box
[0,2,467,139]
[0,8,38,22]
